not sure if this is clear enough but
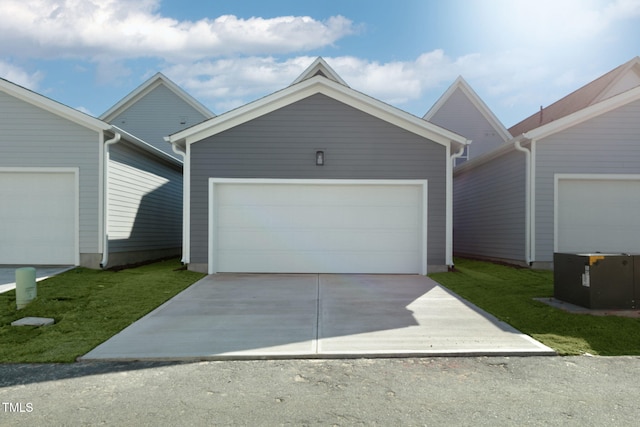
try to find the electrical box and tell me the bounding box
[553,253,636,309]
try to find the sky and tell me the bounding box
[1,0,639,128]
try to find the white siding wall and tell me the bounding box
[0,91,101,254]
[428,88,506,162]
[453,149,527,262]
[108,143,182,252]
[535,99,640,262]
[109,84,210,158]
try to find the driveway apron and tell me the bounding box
[81,274,554,361]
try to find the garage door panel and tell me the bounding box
[219,205,419,229]
[557,178,640,254]
[218,250,420,274]
[0,171,76,265]
[213,182,426,274]
[219,184,420,207]
[219,229,419,252]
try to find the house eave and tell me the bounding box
[0,77,109,133]
[168,76,469,149]
[523,84,640,141]
[100,73,215,122]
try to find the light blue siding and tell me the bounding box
[108,143,182,252]
[453,149,527,262]
[109,84,209,158]
[189,93,448,268]
[534,98,640,262]
[0,91,101,254]
[428,88,506,162]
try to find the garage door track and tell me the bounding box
[81,274,554,360]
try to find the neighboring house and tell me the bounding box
[167,57,470,275]
[424,76,511,165]
[0,77,183,268]
[448,56,640,268]
[100,72,215,159]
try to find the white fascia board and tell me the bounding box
[172,76,469,148]
[100,73,215,121]
[453,135,528,175]
[524,84,640,141]
[110,126,183,167]
[424,76,511,142]
[0,78,109,133]
[291,57,349,87]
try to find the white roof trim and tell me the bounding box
[110,126,182,166]
[0,77,109,132]
[169,76,469,149]
[592,56,640,104]
[291,57,349,87]
[100,72,215,121]
[424,76,512,142]
[523,84,640,140]
[455,84,640,174]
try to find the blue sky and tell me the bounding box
[1,0,639,127]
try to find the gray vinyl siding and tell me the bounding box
[0,90,101,253]
[428,88,506,161]
[109,84,209,159]
[189,93,447,267]
[108,142,182,252]
[453,149,527,261]
[534,98,640,262]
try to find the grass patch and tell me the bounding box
[0,259,205,363]
[430,258,640,355]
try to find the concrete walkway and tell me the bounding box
[81,274,555,361]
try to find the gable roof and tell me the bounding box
[455,83,640,174]
[168,72,469,150]
[509,56,640,136]
[291,57,349,87]
[0,77,181,166]
[424,76,512,142]
[0,77,110,133]
[100,72,215,122]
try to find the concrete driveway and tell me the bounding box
[0,266,73,294]
[81,274,555,361]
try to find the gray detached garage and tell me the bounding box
[168,58,469,275]
[0,77,183,268]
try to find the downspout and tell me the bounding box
[447,142,469,269]
[171,142,189,264]
[100,131,122,269]
[514,137,532,265]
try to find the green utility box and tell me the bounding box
[16,267,37,309]
[554,253,638,309]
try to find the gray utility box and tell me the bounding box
[553,253,638,309]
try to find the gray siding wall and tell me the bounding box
[190,93,447,267]
[108,142,182,252]
[453,149,527,261]
[429,88,505,162]
[534,98,640,262]
[0,91,101,254]
[110,84,209,159]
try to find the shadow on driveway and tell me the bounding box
[81,274,554,361]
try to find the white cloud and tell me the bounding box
[0,61,43,90]
[0,0,355,61]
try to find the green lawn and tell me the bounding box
[430,258,640,356]
[0,259,205,363]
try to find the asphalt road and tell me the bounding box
[1,356,639,426]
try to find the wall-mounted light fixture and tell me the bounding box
[315,150,325,166]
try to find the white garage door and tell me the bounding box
[210,180,427,274]
[556,177,640,254]
[0,170,77,265]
